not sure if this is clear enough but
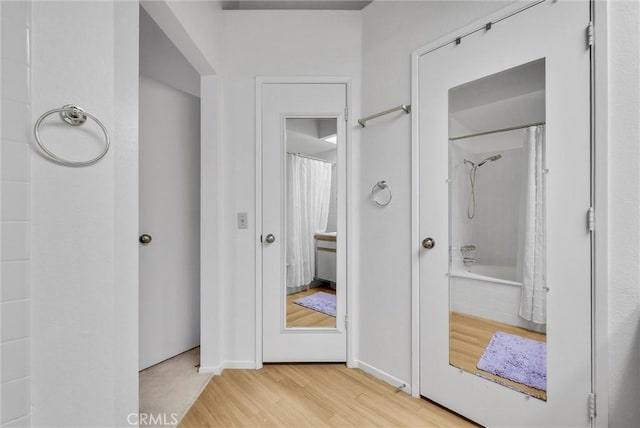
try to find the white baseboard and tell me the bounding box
[353,360,412,395]
[200,360,412,396]
[199,360,257,375]
[222,360,257,369]
[198,365,223,375]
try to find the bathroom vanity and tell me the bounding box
[314,232,336,285]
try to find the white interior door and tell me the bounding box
[139,76,201,370]
[261,82,347,362]
[418,2,591,426]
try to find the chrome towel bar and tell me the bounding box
[358,104,411,128]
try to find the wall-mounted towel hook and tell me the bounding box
[371,180,392,207]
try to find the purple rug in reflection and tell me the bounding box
[477,331,547,391]
[293,291,336,317]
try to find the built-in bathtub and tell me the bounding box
[449,264,545,332]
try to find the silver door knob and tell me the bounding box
[422,237,435,249]
[264,234,276,244]
[139,234,152,244]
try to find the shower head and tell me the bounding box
[478,154,502,167]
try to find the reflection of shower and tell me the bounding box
[464,154,502,219]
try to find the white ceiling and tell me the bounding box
[287,130,337,155]
[222,1,372,10]
[287,118,337,155]
[450,59,545,136]
[449,59,545,114]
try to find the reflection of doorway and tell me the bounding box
[415,2,592,426]
[259,81,348,362]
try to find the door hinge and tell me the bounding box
[344,107,349,122]
[588,393,596,419]
[345,314,349,329]
[587,207,595,232]
[587,21,594,48]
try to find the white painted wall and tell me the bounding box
[140,7,200,97]
[0,1,32,426]
[360,0,640,424]
[30,2,139,426]
[607,1,640,426]
[217,11,361,366]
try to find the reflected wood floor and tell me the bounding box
[450,311,547,400]
[286,287,336,328]
[180,364,478,427]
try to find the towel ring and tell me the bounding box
[34,104,110,167]
[371,180,392,207]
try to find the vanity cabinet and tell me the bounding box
[314,232,336,284]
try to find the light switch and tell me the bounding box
[237,212,248,229]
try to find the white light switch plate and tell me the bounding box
[237,212,248,229]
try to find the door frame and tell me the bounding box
[409,1,609,425]
[255,76,356,368]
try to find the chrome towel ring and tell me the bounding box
[371,180,392,207]
[34,104,110,166]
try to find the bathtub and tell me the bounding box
[458,263,519,285]
[449,264,545,331]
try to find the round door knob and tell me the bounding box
[139,234,152,244]
[422,237,435,249]
[264,234,276,244]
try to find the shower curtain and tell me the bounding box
[286,154,332,292]
[518,126,547,324]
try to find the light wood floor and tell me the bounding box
[450,311,547,400]
[286,287,336,328]
[180,363,478,427]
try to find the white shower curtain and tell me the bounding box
[286,154,332,291]
[518,126,547,324]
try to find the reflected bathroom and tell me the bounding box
[284,118,338,328]
[448,59,548,399]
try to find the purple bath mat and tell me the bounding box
[293,291,336,317]
[477,331,546,391]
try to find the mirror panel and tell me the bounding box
[284,118,338,329]
[448,59,548,400]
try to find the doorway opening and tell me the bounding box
[137,5,208,422]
